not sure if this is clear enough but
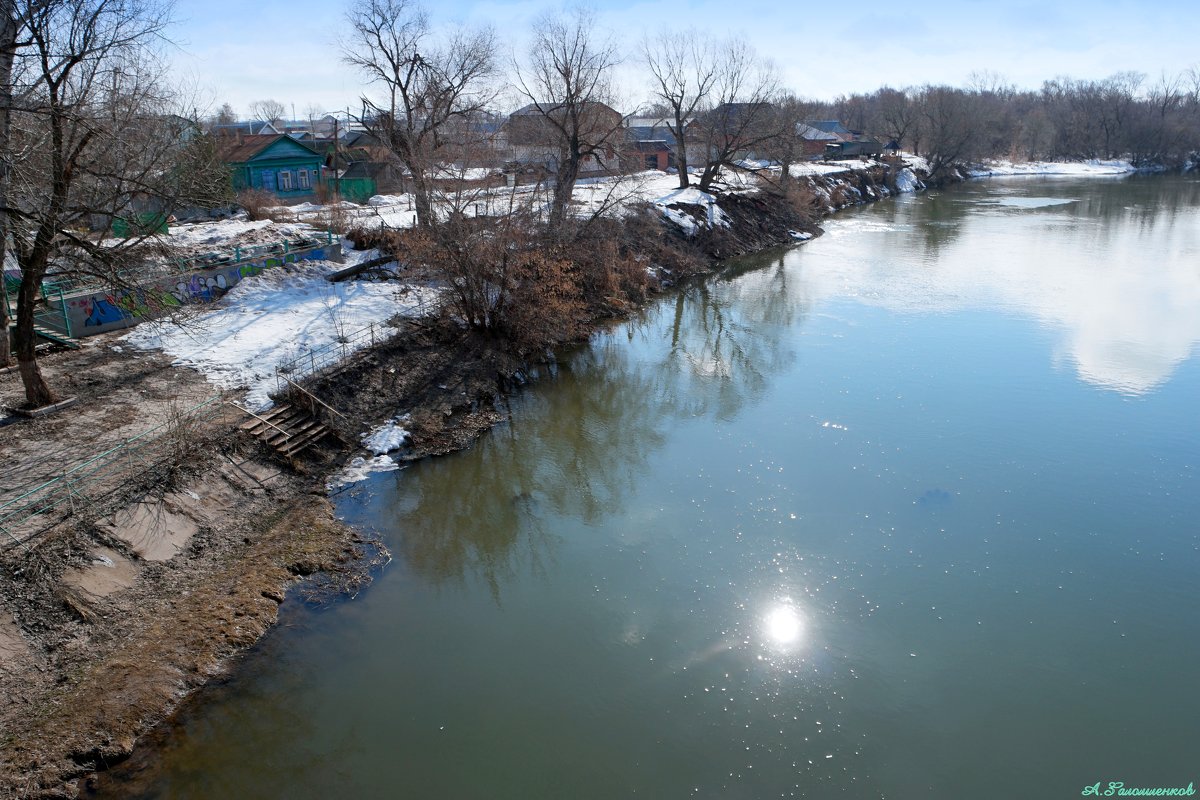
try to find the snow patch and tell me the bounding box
[894,168,923,193]
[327,455,400,489]
[363,416,410,454]
[654,186,730,235]
[968,159,1135,177]
[122,260,438,410]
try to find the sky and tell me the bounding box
[169,0,1198,119]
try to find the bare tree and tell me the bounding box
[248,98,286,127]
[876,86,920,154]
[692,39,780,191]
[213,101,236,125]
[1,0,17,367]
[761,92,812,186]
[2,0,208,407]
[642,30,719,189]
[515,7,622,230]
[343,0,497,228]
[914,85,980,181]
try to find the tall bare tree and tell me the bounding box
[343,0,497,228]
[1,0,17,367]
[515,7,622,230]
[213,101,236,125]
[2,0,209,407]
[693,39,779,191]
[914,85,980,182]
[761,92,812,186]
[642,31,719,189]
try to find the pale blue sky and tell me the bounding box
[169,0,1198,118]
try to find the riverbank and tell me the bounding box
[0,156,971,797]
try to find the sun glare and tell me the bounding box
[764,604,803,645]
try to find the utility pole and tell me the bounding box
[332,113,340,203]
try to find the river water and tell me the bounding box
[101,175,1200,799]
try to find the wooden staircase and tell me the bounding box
[238,403,334,457]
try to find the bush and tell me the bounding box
[237,189,280,221]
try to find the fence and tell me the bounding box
[274,321,400,390]
[0,395,231,550]
[1,279,74,340]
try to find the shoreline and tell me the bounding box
[3,157,1143,797]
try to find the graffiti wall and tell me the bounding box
[64,243,342,336]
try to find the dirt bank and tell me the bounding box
[0,342,389,798]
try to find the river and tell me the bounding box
[98,174,1200,799]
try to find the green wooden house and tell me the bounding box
[217,134,324,199]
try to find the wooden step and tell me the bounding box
[238,404,296,433]
[278,425,333,456]
[237,401,336,457]
[245,410,308,438]
[263,417,321,446]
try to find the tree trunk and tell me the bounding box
[673,114,690,189]
[0,0,16,369]
[408,166,434,228]
[15,277,55,407]
[549,154,580,230]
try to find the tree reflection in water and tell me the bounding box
[389,259,807,600]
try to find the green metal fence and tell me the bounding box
[2,275,74,343]
[38,231,336,297]
[0,394,230,549]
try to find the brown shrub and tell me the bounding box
[236,189,280,221]
[398,215,588,355]
[784,182,823,225]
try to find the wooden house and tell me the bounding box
[217,135,324,200]
[504,102,623,174]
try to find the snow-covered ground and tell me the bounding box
[968,159,1135,177]
[123,254,438,410]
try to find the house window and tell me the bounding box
[279,171,293,191]
[298,169,310,189]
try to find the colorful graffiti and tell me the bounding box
[64,243,338,335]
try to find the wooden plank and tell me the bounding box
[279,425,332,456]
[233,403,294,439]
[263,418,320,446]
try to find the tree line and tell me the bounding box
[817,70,1200,178]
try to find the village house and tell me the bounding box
[209,120,281,137]
[504,102,624,174]
[624,116,682,171]
[217,134,325,200]
[803,120,883,160]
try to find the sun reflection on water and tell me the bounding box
[763,602,804,646]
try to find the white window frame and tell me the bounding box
[279,170,293,191]
[298,169,310,189]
